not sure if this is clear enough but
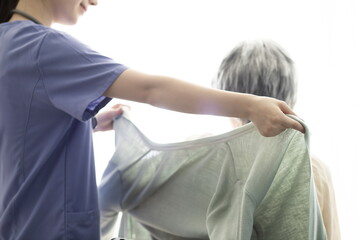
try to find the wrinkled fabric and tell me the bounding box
[99,112,327,240]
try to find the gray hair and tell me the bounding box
[213,40,297,109]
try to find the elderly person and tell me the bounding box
[213,40,341,240]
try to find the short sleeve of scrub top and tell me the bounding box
[38,30,127,121]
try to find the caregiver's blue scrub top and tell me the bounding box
[0,21,127,240]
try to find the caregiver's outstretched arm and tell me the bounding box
[104,69,305,137]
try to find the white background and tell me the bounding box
[55,0,359,238]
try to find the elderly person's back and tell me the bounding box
[213,40,341,240]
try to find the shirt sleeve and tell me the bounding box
[37,30,128,121]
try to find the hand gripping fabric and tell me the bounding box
[98,112,327,240]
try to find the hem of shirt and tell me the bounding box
[81,66,128,121]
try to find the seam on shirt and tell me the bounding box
[8,26,49,237]
[16,51,46,239]
[19,31,50,180]
[51,31,128,120]
[20,80,43,181]
[226,141,240,181]
[35,32,55,110]
[252,130,299,208]
[56,32,96,63]
[226,140,260,205]
[226,141,261,237]
[15,87,35,236]
[35,31,74,117]
[35,31,77,118]
[36,31,127,121]
[244,188,260,207]
[19,31,49,181]
[239,186,258,239]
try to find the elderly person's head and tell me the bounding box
[213,40,297,125]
